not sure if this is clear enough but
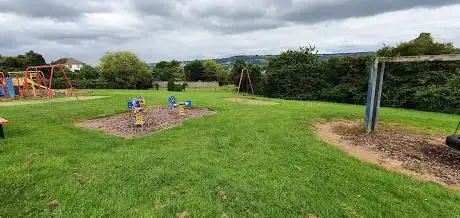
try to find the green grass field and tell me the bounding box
[1,89,460,217]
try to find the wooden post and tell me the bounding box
[246,70,255,96]
[237,69,244,98]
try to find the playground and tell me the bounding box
[1,89,460,217]
[0,64,77,101]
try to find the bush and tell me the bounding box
[73,78,107,89]
[263,46,326,100]
[259,34,460,114]
[167,79,185,92]
[167,79,175,91]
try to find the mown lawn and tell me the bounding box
[1,89,460,217]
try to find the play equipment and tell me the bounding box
[0,117,8,140]
[446,121,460,150]
[168,96,192,116]
[0,73,16,99]
[128,96,145,127]
[236,68,255,98]
[0,64,77,99]
[365,54,460,133]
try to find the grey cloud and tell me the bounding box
[132,0,178,17]
[200,18,284,34]
[283,0,460,23]
[0,0,459,64]
[2,0,458,33]
[0,0,110,20]
[36,30,141,45]
[130,0,460,33]
[0,36,18,49]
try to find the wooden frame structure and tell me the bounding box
[236,68,254,97]
[365,54,460,133]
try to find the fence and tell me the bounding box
[154,81,219,88]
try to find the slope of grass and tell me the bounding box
[1,89,460,217]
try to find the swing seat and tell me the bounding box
[446,136,460,150]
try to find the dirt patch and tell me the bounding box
[176,211,190,218]
[225,97,278,105]
[315,120,460,190]
[215,186,228,200]
[155,204,168,212]
[48,200,59,212]
[76,107,215,138]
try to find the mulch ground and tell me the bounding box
[317,120,460,187]
[77,107,215,138]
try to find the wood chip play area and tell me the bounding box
[316,120,460,189]
[77,107,215,138]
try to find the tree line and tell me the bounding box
[2,33,459,114]
[0,51,47,72]
[256,33,460,114]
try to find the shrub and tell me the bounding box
[263,46,326,100]
[167,79,175,91]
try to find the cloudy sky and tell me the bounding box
[1,0,460,65]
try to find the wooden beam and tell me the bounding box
[379,54,460,63]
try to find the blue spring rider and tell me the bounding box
[128,96,145,126]
[169,96,192,114]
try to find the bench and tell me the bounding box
[0,117,7,139]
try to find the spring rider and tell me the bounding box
[128,96,145,127]
[169,96,192,116]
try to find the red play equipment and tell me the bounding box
[15,64,77,99]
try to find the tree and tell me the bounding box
[152,60,185,81]
[184,60,205,81]
[322,56,373,104]
[375,33,460,111]
[24,50,46,66]
[167,78,175,91]
[202,60,220,81]
[99,51,152,89]
[377,33,457,57]
[169,61,186,81]
[79,64,100,80]
[246,64,263,94]
[231,59,247,87]
[0,50,46,72]
[264,45,326,100]
[217,68,232,85]
[152,61,170,81]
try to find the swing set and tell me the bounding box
[236,68,254,98]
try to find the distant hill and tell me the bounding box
[149,51,375,67]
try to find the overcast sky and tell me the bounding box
[1,0,459,65]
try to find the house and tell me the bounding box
[52,58,84,72]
